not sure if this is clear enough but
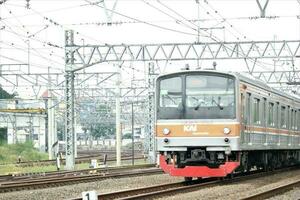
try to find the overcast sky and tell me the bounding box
[0,0,300,97]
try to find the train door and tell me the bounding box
[276,103,281,145]
[244,92,251,144]
[263,98,267,145]
[240,92,245,143]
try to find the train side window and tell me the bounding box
[298,110,300,131]
[281,106,287,128]
[293,110,297,130]
[288,108,294,130]
[262,98,267,126]
[253,97,260,125]
[268,102,275,127]
[288,107,291,130]
[245,93,251,124]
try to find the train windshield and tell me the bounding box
[158,77,183,119]
[158,74,236,119]
[185,75,235,119]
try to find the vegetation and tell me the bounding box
[0,87,15,99]
[122,133,132,139]
[0,142,48,164]
[89,123,116,139]
[0,157,148,175]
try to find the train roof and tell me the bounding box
[156,70,300,104]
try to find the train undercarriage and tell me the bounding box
[160,149,300,179]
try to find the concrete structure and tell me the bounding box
[1,114,47,151]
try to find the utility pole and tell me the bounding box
[115,64,121,166]
[47,94,55,159]
[256,0,269,18]
[196,0,200,69]
[28,114,33,141]
[131,102,134,165]
[26,39,30,74]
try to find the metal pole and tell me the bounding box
[48,96,55,159]
[131,102,134,165]
[65,30,75,170]
[147,63,156,163]
[45,99,49,153]
[116,65,121,166]
[65,71,75,170]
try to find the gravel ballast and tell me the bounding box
[1,169,300,200]
[161,169,300,200]
[0,173,182,200]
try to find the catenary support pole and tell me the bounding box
[115,64,122,166]
[65,30,76,170]
[131,102,134,165]
[147,63,156,163]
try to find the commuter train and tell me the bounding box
[155,70,300,180]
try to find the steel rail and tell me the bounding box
[0,164,155,183]
[73,166,300,200]
[0,168,162,193]
[240,179,300,200]
[0,154,144,167]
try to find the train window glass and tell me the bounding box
[295,111,298,130]
[159,77,182,108]
[158,76,183,119]
[185,75,235,119]
[281,106,287,128]
[287,107,291,130]
[276,103,280,128]
[298,111,300,131]
[268,102,274,127]
[241,93,244,122]
[262,98,266,126]
[293,110,297,130]
[292,109,295,130]
[290,109,293,130]
[253,98,260,124]
[246,93,251,124]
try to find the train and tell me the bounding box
[155,69,300,180]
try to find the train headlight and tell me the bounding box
[223,127,231,135]
[163,128,170,135]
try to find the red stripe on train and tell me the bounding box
[159,155,240,177]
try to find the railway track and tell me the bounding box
[240,179,300,200]
[0,154,144,168]
[72,166,300,200]
[0,164,155,183]
[0,165,162,193]
[0,149,144,167]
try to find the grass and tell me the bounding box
[0,141,149,175]
[0,141,48,164]
[0,158,149,175]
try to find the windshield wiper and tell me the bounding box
[212,99,224,110]
[194,99,204,110]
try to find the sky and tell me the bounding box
[0,0,300,97]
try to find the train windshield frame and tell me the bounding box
[157,72,236,120]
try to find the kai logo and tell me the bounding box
[183,124,197,132]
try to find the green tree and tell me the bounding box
[90,123,116,139]
[0,88,15,99]
[122,133,132,139]
[0,88,15,143]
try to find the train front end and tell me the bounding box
[156,70,241,178]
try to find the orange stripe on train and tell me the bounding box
[156,123,300,137]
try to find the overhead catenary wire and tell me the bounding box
[141,0,198,32]
[84,0,202,37]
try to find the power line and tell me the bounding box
[141,0,198,33]
[84,0,200,37]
